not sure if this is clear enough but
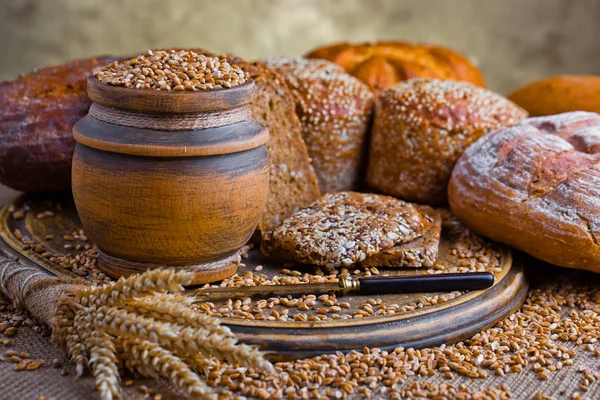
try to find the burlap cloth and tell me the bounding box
[0,319,598,400]
[0,270,598,400]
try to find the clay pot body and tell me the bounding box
[72,78,269,284]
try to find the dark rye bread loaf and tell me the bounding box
[367,78,527,205]
[227,58,321,234]
[264,57,374,193]
[0,56,121,192]
[449,112,600,273]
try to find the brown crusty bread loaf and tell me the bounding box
[226,59,321,234]
[0,56,121,192]
[367,78,527,206]
[361,206,441,268]
[305,41,486,95]
[508,75,600,117]
[262,192,431,268]
[448,112,600,273]
[264,57,374,193]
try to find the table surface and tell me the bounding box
[0,192,599,400]
[1,294,598,400]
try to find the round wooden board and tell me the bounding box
[0,194,528,361]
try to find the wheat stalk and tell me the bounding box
[78,269,191,307]
[88,331,120,400]
[126,293,228,333]
[53,268,272,400]
[120,338,213,399]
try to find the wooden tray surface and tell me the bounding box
[0,194,528,360]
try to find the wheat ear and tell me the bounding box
[88,331,120,400]
[78,269,192,307]
[120,338,214,399]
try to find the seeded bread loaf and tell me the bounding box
[305,41,485,95]
[0,56,122,192]
[448,112,600,273]
[264,58,374,193]
[508,75,600,117]
[227,58,321,234]
[361,206,441,268]
[262,191,431,268]
[367,78,527,206]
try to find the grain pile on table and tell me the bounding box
[1,202,599,399]
[2,264,599,399]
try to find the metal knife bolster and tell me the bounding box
[339,276,360,294]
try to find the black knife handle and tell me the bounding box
[358,272,494,295]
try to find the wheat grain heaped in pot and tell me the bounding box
[262,192,432,267]
[93,49,249,91]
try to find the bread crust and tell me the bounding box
[262,192,430,268]
[361,206,441,268]
[0,56,121,192]
[264,58,374,193]
[305,41,485,94]
[226,59,321,235]
[448,112,600,273]
[367,78,527,205]
[508,75,600,117]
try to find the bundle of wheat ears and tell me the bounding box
[0,256,273,400]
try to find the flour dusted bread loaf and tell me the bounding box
[264,57,374,193]
[449,112,600,273]
[508,75,600,117]
[227,58,321,234]
[0,56,121,192]
[262,192,431,268]
[305,41,485,94]
[367,78,527,205]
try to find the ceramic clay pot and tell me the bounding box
[71,77,269,284]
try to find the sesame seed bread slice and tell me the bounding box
[261,192,430,268]
[227,59,321,234]
[360,206,441,268]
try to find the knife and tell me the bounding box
[194,272,495,297]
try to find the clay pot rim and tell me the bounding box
[87,76,256,114]
[73,115,269,157]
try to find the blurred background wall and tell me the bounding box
[1,0,600,201]
[2,0,600,92]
